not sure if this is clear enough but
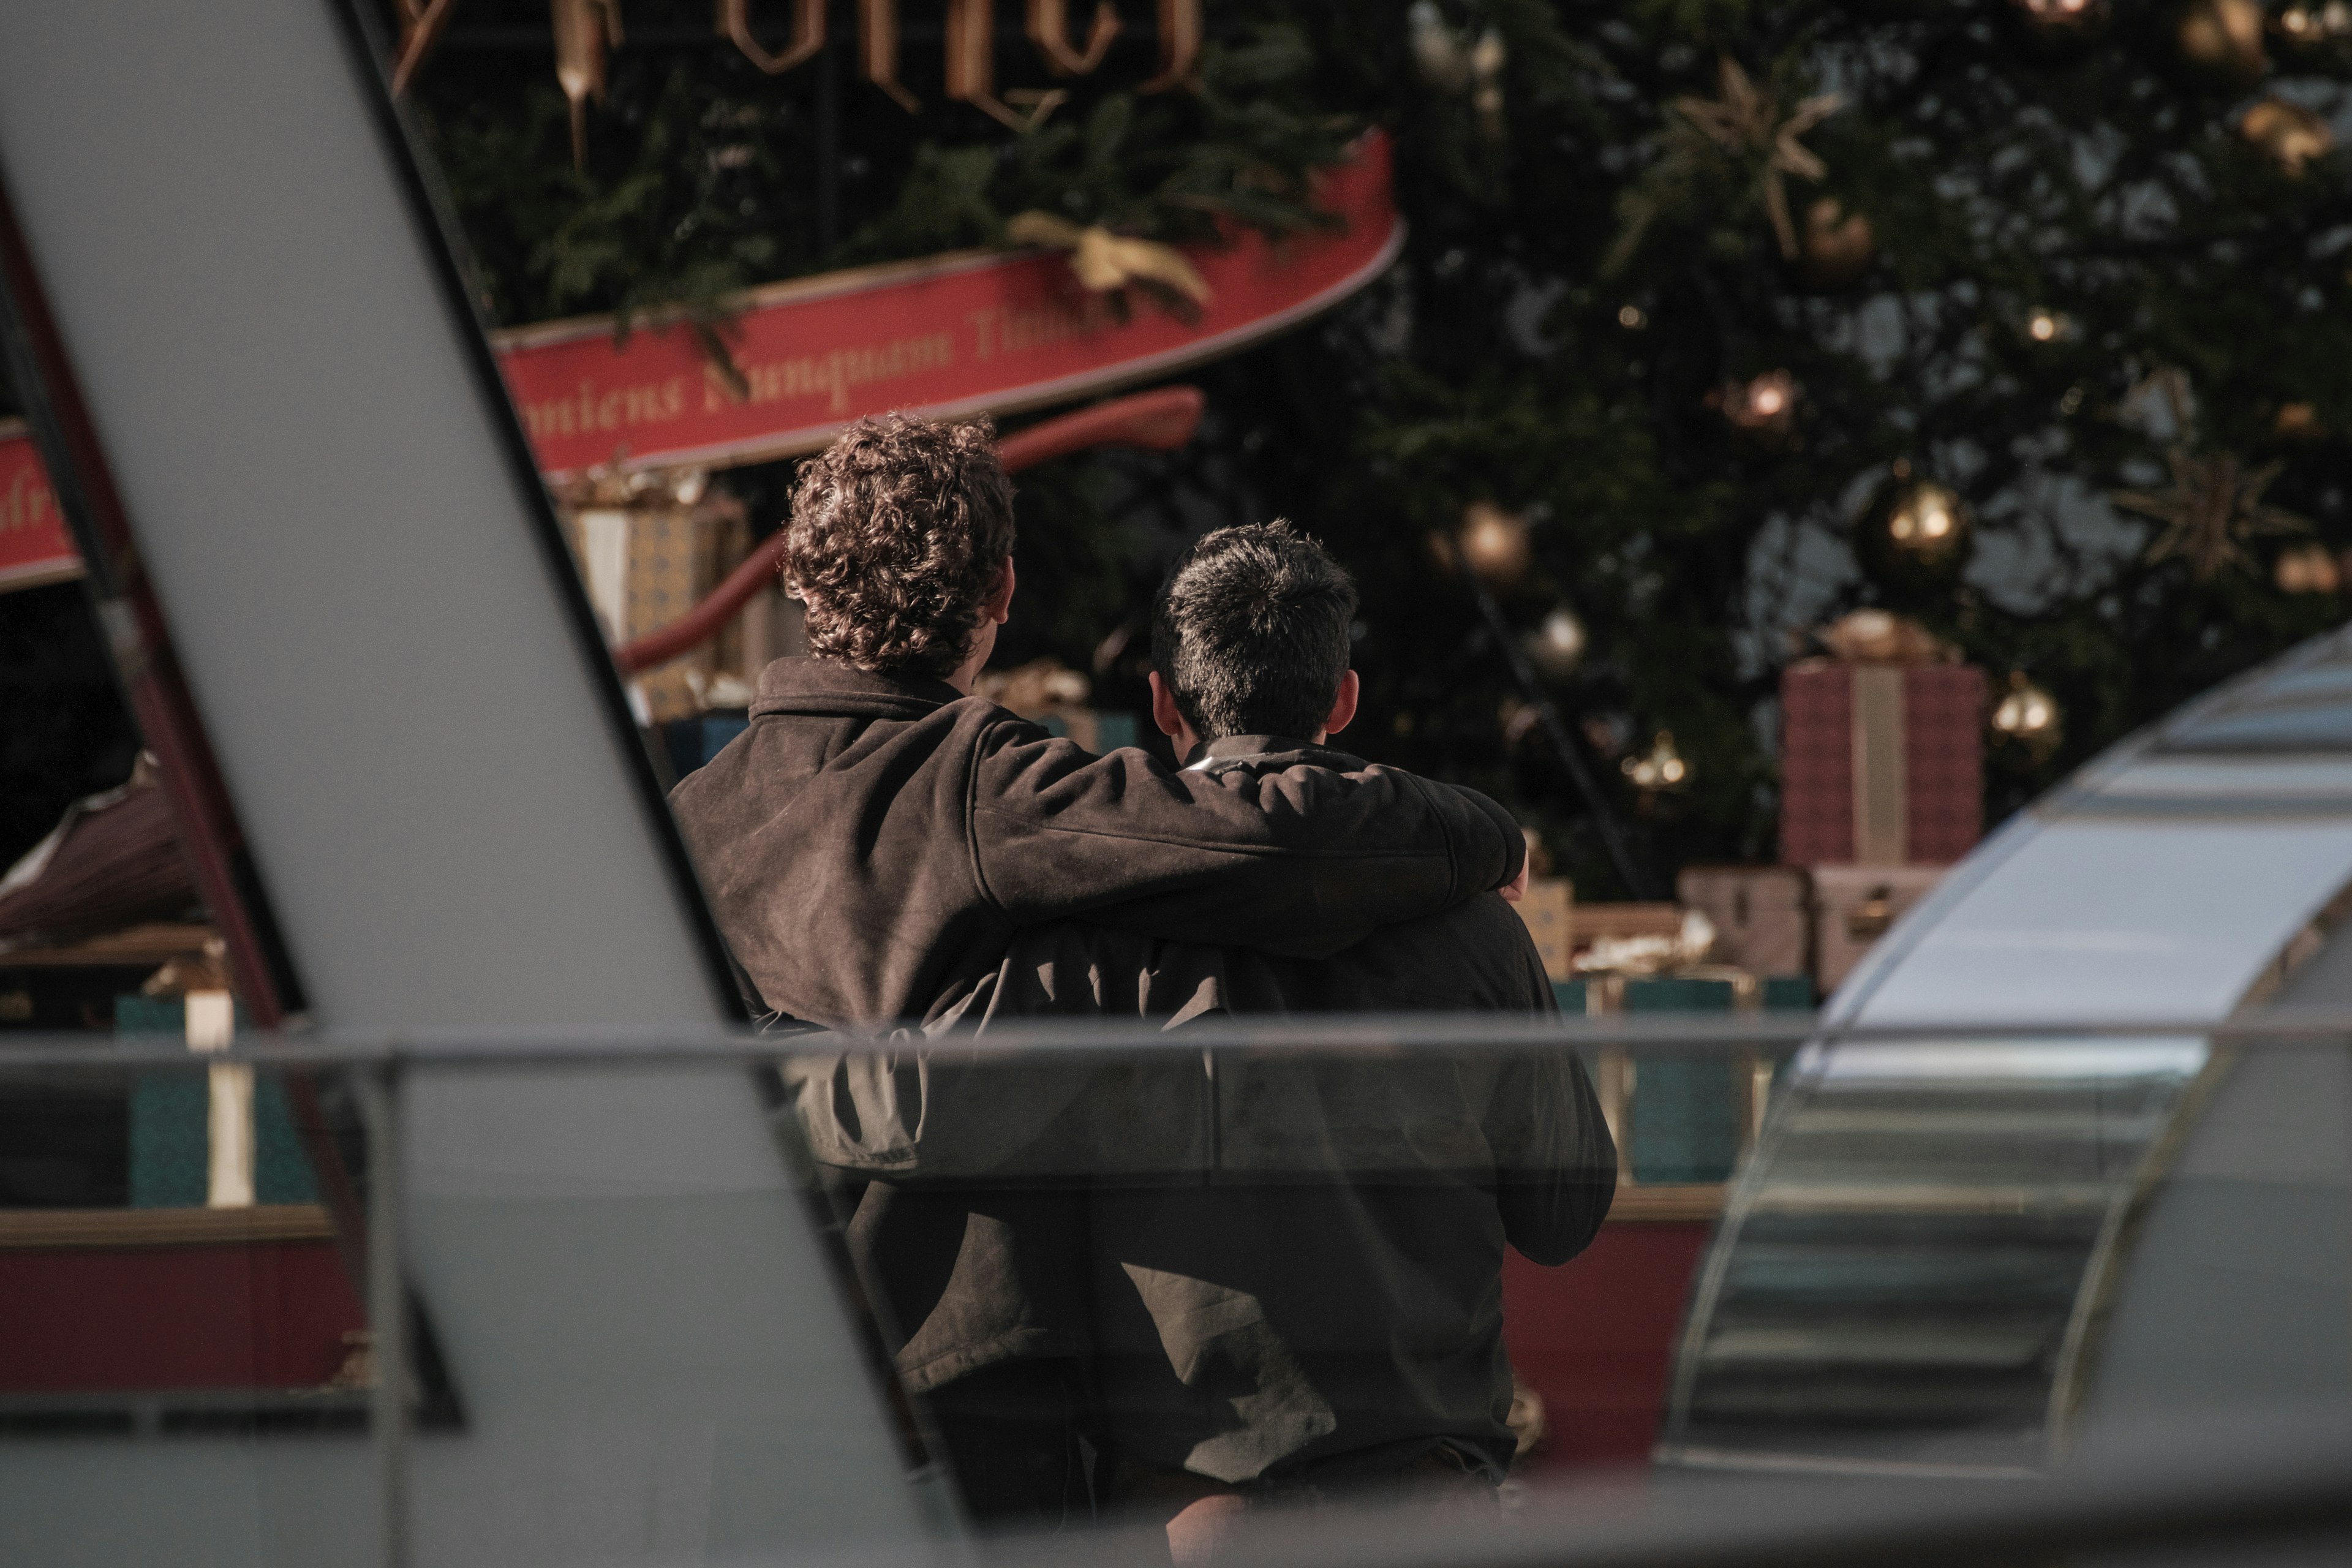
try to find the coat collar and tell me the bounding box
[750,656,969,720]
[1183,733,1369,775]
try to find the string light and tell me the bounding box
[1458,501,1533,587]
[1622,731,1691,792]
[2021,0,2094,15]
[1713,369,1798,432]
[1523,608,1588,677]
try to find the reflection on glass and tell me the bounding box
[0,1054,379,1439]
[1659,1038,2214,1476]
[2157,631,2352,754]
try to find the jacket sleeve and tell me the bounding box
[966,721,1525,960]
[1488,946,1618,1265]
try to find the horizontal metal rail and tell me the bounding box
[4,1006,2352,1070]
[959,1408,2352,1568]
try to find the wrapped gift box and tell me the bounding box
[1551,970,1816,1186]
[118,994,317,1208]
[1676,865,1811,977]
[1781,659,1985,867]
[1511,876,1576,981]
[1809,862,1947,993]
[561,491,750,723]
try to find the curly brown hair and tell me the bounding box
[782,413,1016,680]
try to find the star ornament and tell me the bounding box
[2114,447,2310,579]
[1672,58,1844,260]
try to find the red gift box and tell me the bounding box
[1781,660,1985,867]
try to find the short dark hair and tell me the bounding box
[783,413,1015,680]
[1151,522,1357,742]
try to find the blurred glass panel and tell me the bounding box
[2156,634,2352,755]
[0,1056,379,1442]
[1659,1038,2214,1477]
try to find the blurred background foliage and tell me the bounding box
[12,1,2348,894]
[405,0,2352,895]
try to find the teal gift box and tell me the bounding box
[116,995,319,1208]
[1551,973,1814,1185]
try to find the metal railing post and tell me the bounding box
[361,1058,410,1568]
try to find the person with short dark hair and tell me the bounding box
[668,415,1532,1525]
[1148,521,1361,746]
[775,514,1613,1550]
[1069,522,1612,1550]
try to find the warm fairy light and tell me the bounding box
[1525,606,1588,676]
[1718,369,1798,431]
[1618,304,1648,329]
[1622,731,1691,792]
[1458,500,1533,587]
[2028,309,2061,341]
[2013,0,2106,29]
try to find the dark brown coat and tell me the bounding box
[668,660,1526,1030]
[783,737,1613,1487]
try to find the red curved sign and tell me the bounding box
[0,133,1398,589]
[494,130,1400,478]
[0,420,75,592]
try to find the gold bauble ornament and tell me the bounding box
[2239,99,2335,174]
[2274,541,2342,594]
[2176,0,2267,86]
[2275,402,2324,440]
[2275,2,2352,47]
[2275,4,2322,45]
[1798,198,1877,289]
[1991,672,2063,755]
[1458,501,1533,588]
[1523,608,1588,677]
[1622,731,1691,793]
[1885,480,1969,560]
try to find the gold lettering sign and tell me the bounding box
[723,0,826,75]
[741,0,1200,110]
[2,464,54,537]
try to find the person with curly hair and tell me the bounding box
[668,413,1530,1525]
[672,412,1526,1032]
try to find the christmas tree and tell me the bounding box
[13,1,2348,895]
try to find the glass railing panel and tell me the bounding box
[1659,1036,2217,1477]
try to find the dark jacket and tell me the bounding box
[1077,891,1613,1485]
[786,737,1615,1481]
[668,661,1525,1030]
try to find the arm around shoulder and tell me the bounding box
[966,719,1527,955]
